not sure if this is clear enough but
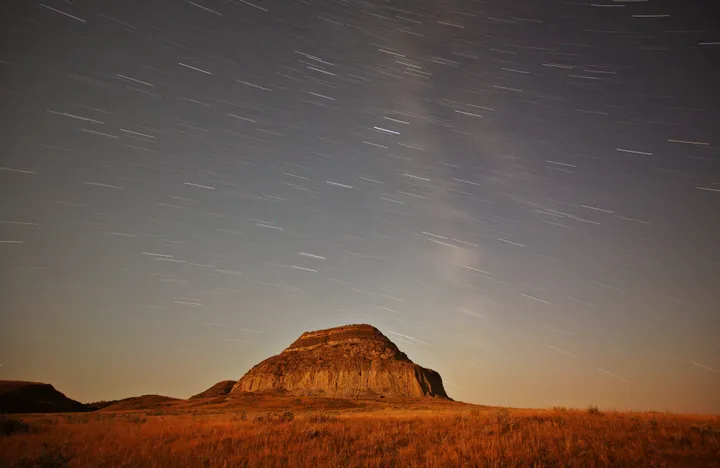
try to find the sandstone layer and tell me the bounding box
[231,324,449,399]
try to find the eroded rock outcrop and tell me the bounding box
[231,324,449,399]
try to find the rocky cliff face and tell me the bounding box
[231,324,449,399]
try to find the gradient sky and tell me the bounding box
[1,0,719,414]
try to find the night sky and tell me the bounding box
[1,0,719,413]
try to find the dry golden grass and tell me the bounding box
[1,399,718,467]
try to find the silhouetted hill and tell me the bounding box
[0,380,88,414]
[100,395,182,411]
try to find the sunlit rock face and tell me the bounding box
[231,324,449,399]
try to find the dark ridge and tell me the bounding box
[99,394,183,411]
[0,380,88,414]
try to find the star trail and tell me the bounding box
[0,0,718,412]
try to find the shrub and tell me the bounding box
[125,415,147,424]
[231,410,248,422]
[0,415,30,436]
[14,443,72,467]
[306,413,337,423]
[586,404,601,415]
[491,408,510,425]
[671,432,692,447]
[304,427,324,439]
[491,408,515,433]
[252,411,296,423]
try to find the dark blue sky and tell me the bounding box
[1,0,719,412]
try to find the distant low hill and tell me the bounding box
[85,400,121,411]
[190,380,236,400]
[0,380,88,414]
[100,395,182,411]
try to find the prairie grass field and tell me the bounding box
[1,397,718,467]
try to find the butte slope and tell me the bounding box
[231,324,449,399]
[190,380,236,400]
